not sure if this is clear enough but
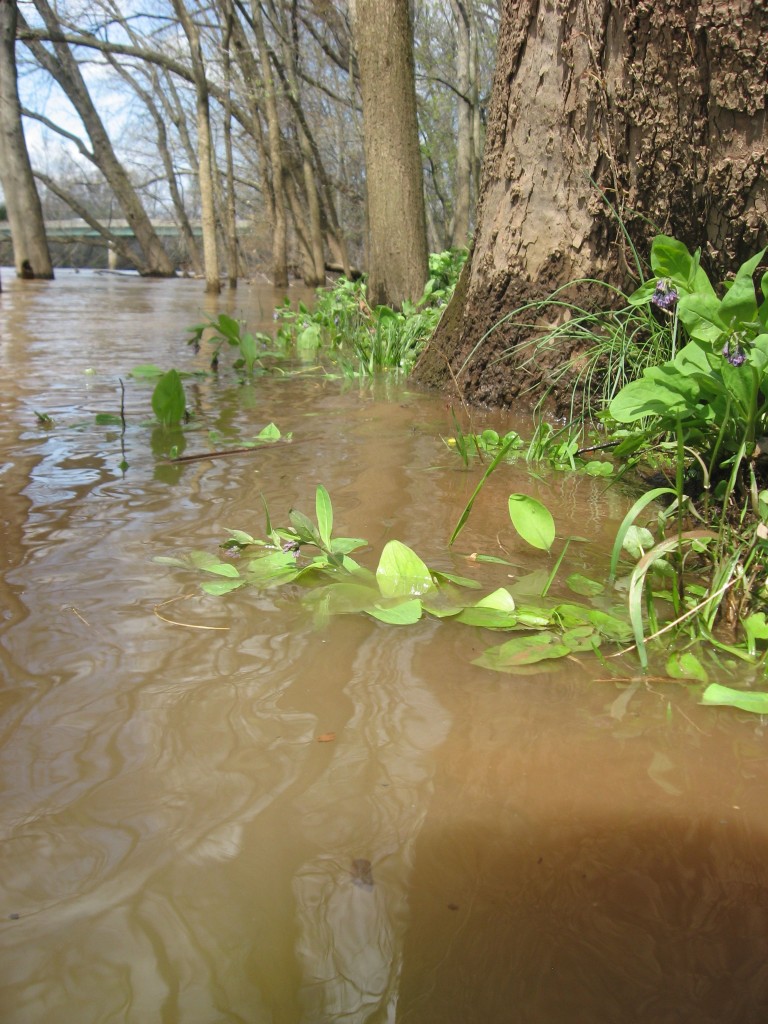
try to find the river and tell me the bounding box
[1,270,768,1023]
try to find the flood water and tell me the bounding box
[2,270,768,1024]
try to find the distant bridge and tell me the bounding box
[0,218,203,240]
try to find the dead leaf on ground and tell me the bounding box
[317,732,336,743]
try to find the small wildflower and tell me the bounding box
[650,279,678,312]
[282,539,301,557]
[722,338,747,367]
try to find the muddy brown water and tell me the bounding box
[1,271,768,1024]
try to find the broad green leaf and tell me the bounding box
[666,651,709,683]
[329,536,368,555]
[376,540,434,598]
[215,313,241,342]
[95,413,124,426]
[257,422,281,441]
[474,632,571,670]
[367,598,423,625]
[622,525,655,558]
[584,461,613,476]
[456,589,518,628]
[239,332,259,373]
[743,612,768,657]
[677,292,727,343]
[289,509,323,547]
[701,683,768,716]
[649,235,696,287]
[202,562,240,578]
[566,573,605,597]
[507,494,555,552]
[608,376,695,423]
[316,485,333,549]
[718,247,766,327]
[151,369,186,426]
[130,364,165,378]
[429,570,482,589]
[201,578,245,595]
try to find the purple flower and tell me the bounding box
[722,338,747,367]
[282,539,301,557]
[650,279,678,312]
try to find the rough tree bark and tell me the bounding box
[352,0,428,308]
[413,0,768,411]
[0,0,53,279]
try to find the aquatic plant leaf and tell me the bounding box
[566,573,605,597]
[700,683,768,716]
[202,562,240,578]
[130,363,165,378]
[666,651,709,683]
[289,509,323,547]
[316,485,333,549]
[456,587,517,628]
[429,570,482,589]
[329,537,368,555]
[609,487,678,581]
[257,422,282,441]
[507,494,555,552]
[151,368,186,426]
[622,525,654,558]
[201,578,245,595]
[376,540,434,598]
[743,612,768,657]
[449,435,520,545]
[95,413,123,426]
[239,332,259,373]
[367,598,423,625]
[474,632,571,670]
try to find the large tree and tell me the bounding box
[352,0,428,308]
[0,0,53,279]
[413,0,768,410]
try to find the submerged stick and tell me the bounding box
[165,441,292,463]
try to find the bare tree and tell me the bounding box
[0,0,52,278]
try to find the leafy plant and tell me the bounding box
[273,249,468,376]
[186,313,274,374]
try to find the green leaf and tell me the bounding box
[95,413,124,426]
[622,525,655,558]
[201,578,245,595]
[609,487,678,581]
[316,485,333,549]
[608,375,696,423]
[151,369,186,426]
[677,292,727,344]
[239,332,260,373]
[215,313,241,342]
[376,540,434,598]
[257,422,282,441]
[429,570,482,589]
[507,494,555,552]
[565,573,605,597]
[367,598,423,624]
[474,632,571,670]
[202,562,240,578]
[130,364,165,378]
[649,235,695,287]
[455,587,518,628]
[701,683,768,715]
[718,247,766,327]
[743,612,768,657]
[666,651,709,683]
[289,509,323,547]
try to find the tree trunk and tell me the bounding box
[251,0,289,289]
[171,0,220,294]
[352,0,428,308]
[413,0,768,411]
[0,0,53,279]
[449,0,473,248]
[21,0,176,277]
